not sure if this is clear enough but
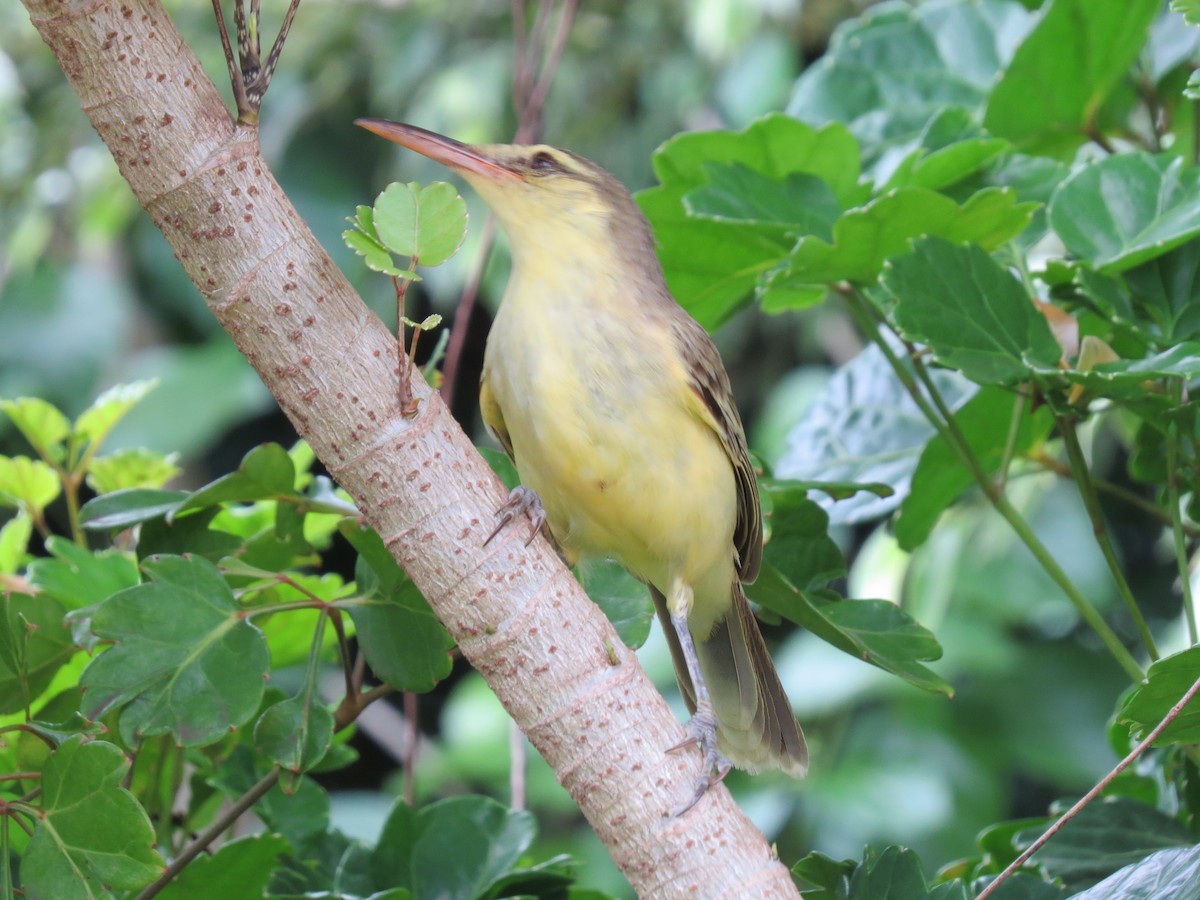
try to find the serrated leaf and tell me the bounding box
[1049,153,1200,274]
[1117,646,1200,745]
[85,448,181,494]
[343,227,406,277]
[884,107,1010,192]
[22,737,163,896]
[576,558,653,648]
[174,442,297,517]
[984,0,1160,155]
[79,554,269,746]
[770,188,1036,302]
[1,396,70,462]
[255,695,334,774]
[338,522,453,692]
[684,163,843,239]
[373,181,468,267]
[884,236,1063,384]
[0,454,60,514]
[895,387,1053,551]
[0,592,73,715]
[750,569,951,695]
[27,536,141,610]
[847,846,936,900]
[73,379,158,449]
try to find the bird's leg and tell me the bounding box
[664,575,732,815]
[484,485,547,547]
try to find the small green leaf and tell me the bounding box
[86,448,181,494]
[175,442,297,517]
[0,510,33,574]
[156,834,292,900]
[255,696,334,774]
[27,536,141,611]
[79,554,270,746]
[0,455,60,514]
[338,522,453,692]
[1117,646,1200,745]
[0,592,73,715]
[884,236,1063,385]
[1049,153,1200,274]
[22,737,163,896]
[0,396,70,462]
[373,181,468,267]
[80,487,190,530]
[576,558,653,648]
[750,569,951,695]
[73,379,159,449]
[343,226,406,277]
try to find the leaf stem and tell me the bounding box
[1166,378,1198,645]
[996,387,1027,490]
[975,671,1200,899]
[842,288,1143,682]
[135,767,281,900]
[1057,415,1158,660]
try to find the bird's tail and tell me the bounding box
[651,582,808,777]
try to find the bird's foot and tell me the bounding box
[667,706,731,816]
[484,486,546,547]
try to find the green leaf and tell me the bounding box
[1117,646,1200,745]
[0,592,73,715]
[895,387,1053,551]
[255,695,335,775]
[79,554,269,746]
[771,188,1036,302]
[371,796,537,899]
[86,448,181,494]
[984,0,1160,155]
[27,537,141,610]
[1019,796,1192,883]
[1175,0,1200,26]
[1049,153,1200,274]
[0,396,70,462]
[156,834,292,900]
[641,113,864,328]
[884,107,1010,192]
[174,442,297,516]
[576,558,653,649]
[0,455,60,514]
[751,569,951,695]
[1122,238,1200,342]
[22,737,163,896]
[79,487,190,530]
[761,486,846,589]
[684,163,843,240]
[339,521,453,692]
[1068,845,1200,900]
[774,339,975,525]
[792,850,856,897]
[884,236,1063,384]
[1061,343,1200,401]
[343,223,407,277]
[73,379,158,449]
[0,511,33,574]
[373,181,468,267]
[847,846,936,900]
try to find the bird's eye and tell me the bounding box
[529,151,560,173]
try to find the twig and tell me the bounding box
[975,671,1200,899]
[1166,378,1198,644]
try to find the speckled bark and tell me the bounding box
[21,1,802,896]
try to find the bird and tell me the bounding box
[357,119,808,811]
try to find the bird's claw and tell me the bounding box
[484,486,546,547]
[667,707,731,816]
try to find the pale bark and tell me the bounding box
[21,1,801,896]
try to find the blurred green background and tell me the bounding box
[4,1,1179,896]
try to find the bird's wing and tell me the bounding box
[479,374,516,461]
[669,314,763,584]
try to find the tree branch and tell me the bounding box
[20,1,799,895]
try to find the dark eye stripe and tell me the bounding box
[530,151,560,172]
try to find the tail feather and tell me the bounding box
[650,583,808,777]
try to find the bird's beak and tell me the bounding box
[355,119,519,182]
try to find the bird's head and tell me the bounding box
[356,119,655,268]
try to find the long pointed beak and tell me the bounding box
[355,119,518,182]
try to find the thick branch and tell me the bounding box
[21,1,799,896]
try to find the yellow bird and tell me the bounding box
[357,120,808,810]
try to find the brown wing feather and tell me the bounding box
[666,314,762,583]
